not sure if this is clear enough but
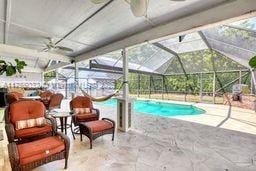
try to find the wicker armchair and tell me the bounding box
[6,92,24,105]
[6,93,19,105]
[45,93,64,112]
[8,131,70,171]
[5,100,57,143]
[39,90,53,107]
[70,96,100,132]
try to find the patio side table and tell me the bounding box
[50,112,75,140]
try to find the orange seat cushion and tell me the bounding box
[76,113,98,121]
[17,136,65,165]
[15,124,52,138]
[85,120,113,133]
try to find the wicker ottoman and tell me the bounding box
[8,132,70,171]
[79,118,115,149]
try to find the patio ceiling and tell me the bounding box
[0,0,256,72]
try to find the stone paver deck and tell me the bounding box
[1,99,256,170]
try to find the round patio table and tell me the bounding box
[50,112,75,140]
[20,96,41,100]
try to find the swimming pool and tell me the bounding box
[96,99,205,117]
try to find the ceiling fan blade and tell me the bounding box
[90,0,108,4]
[130,0,149,17]
[56,46,73,52]
[41,48,49,52]
[23,43,45,47]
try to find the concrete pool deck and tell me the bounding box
[1,99,256,170]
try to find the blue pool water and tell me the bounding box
[96,99,205,117]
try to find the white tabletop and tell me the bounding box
[21,96,41,99]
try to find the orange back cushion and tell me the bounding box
[49,94,64,108]
[10,100,45,124]
[10,91,24,98]
[6,93,19,104]
[40,91,53,98]
[70,96,93,109]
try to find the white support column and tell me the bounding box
[117,48,133,132]
[122,48,129,131]
[239,70,242,84]
[55,69,59,91]
[65,78,68,99]
[74,62,79,94]
[41,72,44,87]
[251,69,256,94]
[162,75,164,100]
[251,72,254,95]
[212,72,216,104]
[200,73,203,102]
[123,48,129,100]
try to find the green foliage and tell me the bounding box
[0,59,27,76]
[44,71,56,82]
[249,55,256,68]
[165,50,245,74]
[121,71,245,95]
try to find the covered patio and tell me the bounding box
[1,0,256,171]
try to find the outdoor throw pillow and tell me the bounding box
[35,117,47,127]
[15,117,46,130]
[15,120,28,130]
[74,108,91,114]
[26,118,36,128]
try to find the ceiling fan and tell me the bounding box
[41,37,73,52]
[90,0,186,17]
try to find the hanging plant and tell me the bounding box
[0,59,27,76]
[249,55,256,68]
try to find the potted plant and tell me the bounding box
[0,59,27,121]
[0,59,27,76]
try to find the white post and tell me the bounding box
[41,72,44,88]
[123,48,129,131]
[74,62,79,94]
[65,78,68,99]
[251,72,254,95]
[117,48,133,132]
[123,48,129,100]
[200,73,203,102]
[213,72,216,104]
[251,69,256,94]
[239,70,242,84]
[87,78,89,93]
[55,69,59,91]
[162,75,164,100]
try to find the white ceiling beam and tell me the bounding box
[45,59,53,68]
[23,66,43,73]
[44,62,71,72]
[4,0,12,44]
[75,0,256,62]
[0,44,72,63]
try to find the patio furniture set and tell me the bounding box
[4,90,115,171]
